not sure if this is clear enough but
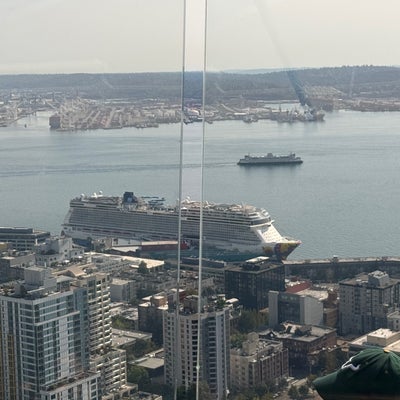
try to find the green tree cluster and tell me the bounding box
[131,338,157,359]
[111,315,134,330]
[127,365,150,387]
[176,382,213,400]
[137,260,149,274]
[288,384,309,399]
[237,310,268,334]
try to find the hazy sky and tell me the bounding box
[1,0,400,74]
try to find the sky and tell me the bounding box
[1,0,400,74]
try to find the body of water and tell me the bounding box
[1,110,400,260]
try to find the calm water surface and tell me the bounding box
[1,110,400,260]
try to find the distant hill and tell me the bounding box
[1,65,400,103]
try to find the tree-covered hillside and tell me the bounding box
[1,65,400,103]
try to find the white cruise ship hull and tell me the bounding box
[62,192,300,260]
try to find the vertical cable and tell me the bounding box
[174,1,187,399]
[196,0,208,399]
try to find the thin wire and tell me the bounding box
[174,1,187,399]
[196,0,208,398]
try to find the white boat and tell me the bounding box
[238,152,303,165]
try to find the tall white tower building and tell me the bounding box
[163,295,230,400]
[0,267,101,399]
[0,267,128,400]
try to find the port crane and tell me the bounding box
[286,69,324,121]
[286,70,312,108]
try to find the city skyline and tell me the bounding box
[1,0,400,74]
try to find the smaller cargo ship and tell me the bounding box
[238,152,303,165]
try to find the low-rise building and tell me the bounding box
[34,236,84,266]
[88,252,135,274]
[388,310,400,331]
[110,278,137,302]
[348,328,400,357]
[261,323,337,373]
[138,294,168,344]
[230,333,289,391]
[0,250,35,282]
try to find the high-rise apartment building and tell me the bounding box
[163,296,230,400]
[0,266,128,399]
[0,267,101,399]
[73,273,127,394]
[339,270,400,335]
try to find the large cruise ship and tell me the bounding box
[62,191,300,260]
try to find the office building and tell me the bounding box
[0,227,50,251]
[268,291,324,328]
[225,258,285,310]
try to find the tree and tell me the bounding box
[131,338,157,358]
[261,394,274,400]
[230,332,247,349]
[177,382,213,400]
[127,365,150,388]
[216,296,226,309]
[237,310,258,333]
[177,386,188,400]
[138,260,149,274]
[231,395,247,400]
[298,384,309,398]
[317,348,345,374]
[237,310,268,333]
[306,374,317,387]
[111,315,133,330]
[255,384,268,397]
[278,377,288,390]
[288,385,300,400]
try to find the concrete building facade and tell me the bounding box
[230,333,289,391]
[34,236,84,266]
[348,328,400,357]
[0,268,129,399]
[0,227,50,251]
[339,270,400,335]
[0,268,101,399]
[261,323,337,373]
[225,259,285,310]
[268,291,324,328]
[0,250,36,282]
[163,296,230,400]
